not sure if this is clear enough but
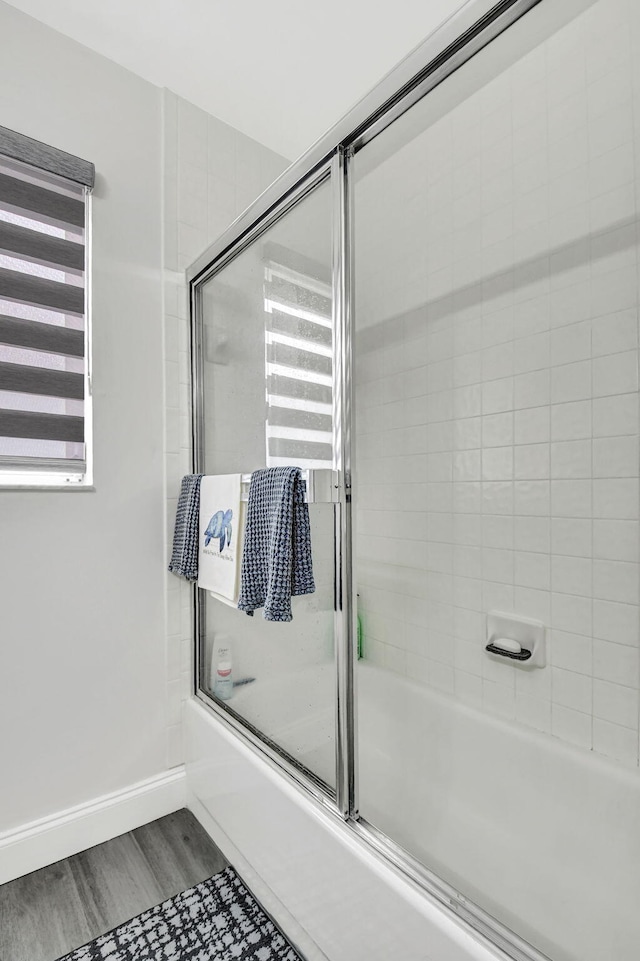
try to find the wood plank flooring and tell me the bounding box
[0,808,228,961]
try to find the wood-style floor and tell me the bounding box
[0,809,228,961]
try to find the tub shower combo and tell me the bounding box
[185,1,640,959]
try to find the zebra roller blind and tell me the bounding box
[264,254,333,469]
[0,128,93,485]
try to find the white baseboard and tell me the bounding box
[0,767,186,885]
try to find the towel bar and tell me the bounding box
[240,468,339,504]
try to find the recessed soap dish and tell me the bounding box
[485,611,546,668]
[485,639,532,661]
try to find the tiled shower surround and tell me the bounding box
[354,0,640,766]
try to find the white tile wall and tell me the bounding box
[163,89,288,767]
[355,0,640,767]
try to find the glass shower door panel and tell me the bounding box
[353,2,640,960]
[198,177,337,792]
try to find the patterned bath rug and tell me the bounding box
[56,865,303,961]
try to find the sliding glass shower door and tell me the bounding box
[193,172,339,793]
[352,1,640,960]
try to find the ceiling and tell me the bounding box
[4,0,464,160]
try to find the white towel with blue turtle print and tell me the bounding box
[197,474,242,602]
[237,467,315,622]
[208,500,246,609]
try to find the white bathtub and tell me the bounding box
[357,663,640,961]
[186,662,640,961]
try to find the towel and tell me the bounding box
[198,474,243,601]
[209,499,246,609]
[168,474,203,581]
[237,467,315,622]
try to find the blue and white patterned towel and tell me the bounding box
[168,473,203,581]
[237,467,315,622]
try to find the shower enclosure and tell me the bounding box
[187,1,640,959]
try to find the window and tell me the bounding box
[0,126,94,487]
[264,245,333,469]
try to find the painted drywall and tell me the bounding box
[0,0,167,832]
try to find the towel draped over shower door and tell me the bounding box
[237,466,315,622]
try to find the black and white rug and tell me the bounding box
[57,866,303,961]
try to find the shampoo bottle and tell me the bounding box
[211,636,233,700]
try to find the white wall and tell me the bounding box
[355,0,640,767]
[0,1,292,836]
[0,1,165,834]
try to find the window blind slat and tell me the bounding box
[268,436,333,461]
[0,172,84,228]
[267,342,332,377]
[0,453,84,472]
[267,406,332,432]
[267,373,332,405]
[0,360,84,399]
[269,309,333,348]
[0,220,84,271]
[0,314,84,357]
[0,408,84,442]
[0,267,84,314]
[265,277,331,317]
